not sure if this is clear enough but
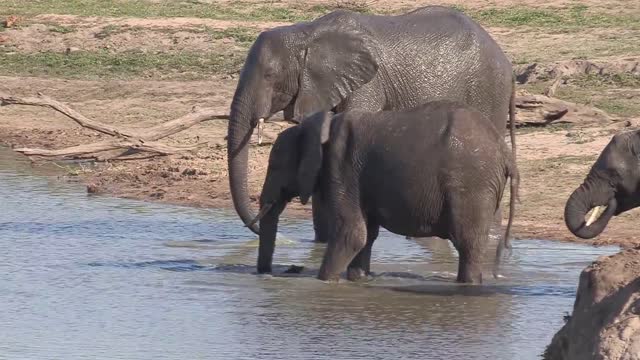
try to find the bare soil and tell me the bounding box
[7,14,288,54]
[1,0,639,247]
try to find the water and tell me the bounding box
[0,148,619,360]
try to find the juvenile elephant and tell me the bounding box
[227,6,517,242]
[565,130,640,239]
[250,101,518,284]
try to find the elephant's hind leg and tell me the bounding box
[452,233,488,284]
[448,199,492,284]
[347,222,380,281]
[317,214,368,282]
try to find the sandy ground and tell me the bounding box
[1,0,639,247]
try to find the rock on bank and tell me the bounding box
[544,248,640,360]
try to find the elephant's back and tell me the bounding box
[365,6,504,53]
[442,105,506,154]
[361,6,513,130]
[438,105,511,192]
[363,102,509,176]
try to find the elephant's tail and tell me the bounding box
[493,156,519,278]
[508,75,518,204]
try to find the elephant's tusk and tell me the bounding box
[246,202,273,228]
[585,205,607,227]
[257,118,265,145]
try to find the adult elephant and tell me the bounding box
[565,130,640,239]
[228,5,517,241]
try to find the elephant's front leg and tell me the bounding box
[312,193,330,243]
[346,223,379,281]
[317,215,367,282]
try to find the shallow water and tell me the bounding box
[0,148,619,360]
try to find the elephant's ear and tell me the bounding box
[294,28,378,119]
[297,111,332,204]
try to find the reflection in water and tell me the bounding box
[0,148,619,360]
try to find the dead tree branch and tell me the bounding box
[0,92,137,137]
[14,139,208,158]
[143,108,229,141]
[0,92,230,161]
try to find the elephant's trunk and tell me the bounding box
[227,108,258,234]
[228,83,271,234]
[256,201,286,273]
[564,181,617,239]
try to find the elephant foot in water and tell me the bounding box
[284,265,305,274]
[347,267,368,281]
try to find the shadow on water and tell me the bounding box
[391,283,577,298]
[84,250,579,299]
[87,259,211,272]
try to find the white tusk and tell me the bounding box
[246,202,273,228]
[257,118,265,145]
[585,205,607,227]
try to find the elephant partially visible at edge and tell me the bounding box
[251,101,519,284]
[565,130,640,239]
[227,6,517,242]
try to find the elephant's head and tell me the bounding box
[227,13,378,234]
[249,111,333,273]
[565,130,640,239]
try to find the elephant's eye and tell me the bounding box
[264,70,276,81]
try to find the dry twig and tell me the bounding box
[0,92,229,161]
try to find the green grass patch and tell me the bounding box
[469,5,639,30]
[472,7,563,27]
[565,129,595,144]
[310,0,373,14]
[0,0,317,22]
[546,122,575,133]
[593,99,640,117]
[48,24,76,34]
[524,155,595,173]
[0,50,246,80]
[94,25,129,39]
[207,27,259,46]
[555,86,640,118]
[570,73,640,88]
[521,82,550,95]
[2,1,636,31]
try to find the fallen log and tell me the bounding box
[0,92,231,161]
[514,93,570,126]
[513,90,614,127]
[0,92,137,137]
[14,139,208,158]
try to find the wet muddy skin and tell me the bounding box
[0,147,619,360]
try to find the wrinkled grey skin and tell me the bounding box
[255,101,518,284]
[227,6,517,242]
[565,130,640,239]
